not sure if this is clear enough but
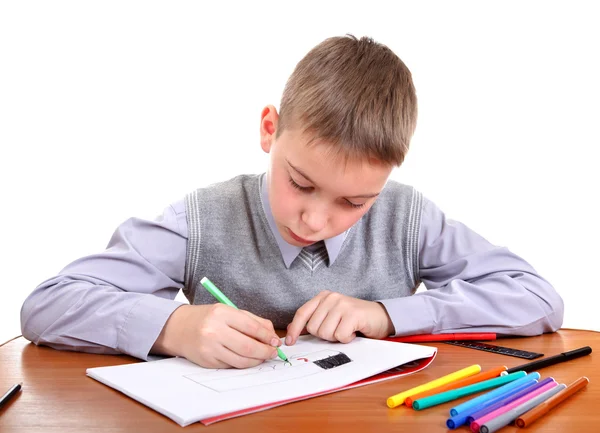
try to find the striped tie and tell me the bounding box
[297,241,329,272]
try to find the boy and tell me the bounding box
[20,35,563,369]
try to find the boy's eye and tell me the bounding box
[289,177,313,192]
[289,176,365,209]
[345,200,366,209]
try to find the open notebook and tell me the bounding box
[87,335,437,427]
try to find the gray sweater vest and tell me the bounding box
[184,174,423,329]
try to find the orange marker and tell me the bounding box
[515,376,589,427]
[405,366,507,408]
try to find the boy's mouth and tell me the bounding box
[287,229,315,245]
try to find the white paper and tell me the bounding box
[86,336,436,426]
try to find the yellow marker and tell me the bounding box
[386,364,481,408]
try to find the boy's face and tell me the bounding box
[260,106,393,247]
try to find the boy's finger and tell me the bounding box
[241,310,277,337]
[286,323,308,335]
[215,342,269,369]
[304,294,339,337]
[314,310,342,341]
[286,296,324,345]
[333,315,357,344]
[222,326,278,362]
[227,310,280,348]
[298,326,308,335]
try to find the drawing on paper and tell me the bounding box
[184,349,353,392]
[313,353,352,369]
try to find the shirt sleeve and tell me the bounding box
[20,200,188,360]
[378,196,564,337]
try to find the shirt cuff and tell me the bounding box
[117,295,184,360]
[378,295,437,337]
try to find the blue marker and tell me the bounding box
[446,378,539,429]
[466,377,555,424]
[450,372,540,416]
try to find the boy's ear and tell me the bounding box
[260,105,279,153]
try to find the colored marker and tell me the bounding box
[387,364,481,408]
[504,346,592,374]
[479,384,565,433]
[450,372,538,416]
[406,366,506,408]
[515,376,590,427]
[446,376,542,429]
[465,377,555,425]
[388,333,496,343]
[470,381,558,432]
[0,383,22,409]
[412,371,527,411]
[200,277,289,363]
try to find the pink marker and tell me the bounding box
[470,380,557,432]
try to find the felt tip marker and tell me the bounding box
[200,277,289,363]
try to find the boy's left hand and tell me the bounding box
[285,291,395,346]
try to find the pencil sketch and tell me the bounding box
[184,349,353,392]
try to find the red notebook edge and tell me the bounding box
[201,350,437,425]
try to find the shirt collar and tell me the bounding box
[259,173,348,269]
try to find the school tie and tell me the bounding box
[297,241,329,272]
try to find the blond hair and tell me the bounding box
[277,35,418,166]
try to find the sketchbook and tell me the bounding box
[86,335,437,427]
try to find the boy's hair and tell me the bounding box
[277,34,418,166]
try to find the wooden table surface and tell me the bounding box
[1,329,598,432]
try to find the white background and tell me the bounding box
[1,1,598,345]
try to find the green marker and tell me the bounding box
[200,277,289,363]
[412,371,527,410]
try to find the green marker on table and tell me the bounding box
[200,277,289,363]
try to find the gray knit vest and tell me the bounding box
[184,174,423,329]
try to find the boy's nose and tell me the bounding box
[301,208,328,233]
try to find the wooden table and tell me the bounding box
[1,329,598,432]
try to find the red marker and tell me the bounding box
[387,333,496,343]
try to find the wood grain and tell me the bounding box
[1,329,598,432]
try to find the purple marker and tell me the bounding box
[466,377,555,424]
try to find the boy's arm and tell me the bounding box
[20,201,188,360]
[378,196,564,337]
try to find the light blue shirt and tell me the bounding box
[20,175,564,360]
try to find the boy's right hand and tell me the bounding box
[152,304,281,369]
